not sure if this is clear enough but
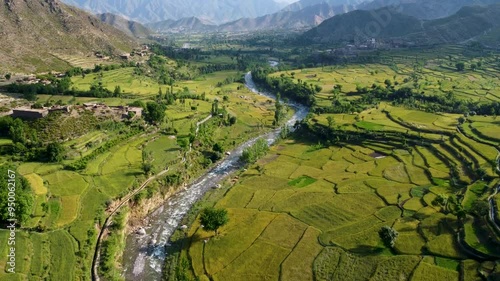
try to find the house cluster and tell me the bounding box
[14,72,66,85]
[10,103,142,121]
[95,52,111,60]
[11,105,70,119]
[82,103,143,120]
[132,45,150,57]
[119,45,151,60]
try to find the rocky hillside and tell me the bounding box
[282,0,367,12]
[61,0,285,24]
[146,17,216,33]
[98,13,151,38]
[219,3,354,32]
[0,0,137,73]
[148,2,360,33]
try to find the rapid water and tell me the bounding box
[122,71,308,280]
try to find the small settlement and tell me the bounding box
[11,104,142,121]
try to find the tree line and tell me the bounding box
[251,67,320,106]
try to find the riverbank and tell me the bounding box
[121,70,308,280]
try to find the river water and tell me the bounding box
[122,71,308,281]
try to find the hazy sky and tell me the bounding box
[275,0,297,3]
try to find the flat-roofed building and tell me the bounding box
[12,108,48,119]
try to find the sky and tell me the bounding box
[275,0,297,3]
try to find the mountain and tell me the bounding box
[302,7,421,43]
[417,5,500,44]
[302,4,500,46]
[60,0,286,24]
[0,0,137,73]
[282,0,368,12]
[219,3,355,32]
[146,17,216,33]
[360,0,500,20]
[98,13,151,38]
[148,2,359,33]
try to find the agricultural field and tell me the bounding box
[183,59,500,281]
[185,127,500,280]
[0,63,277,280]
[271,52,500,109]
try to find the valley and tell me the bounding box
[0,1,500,281]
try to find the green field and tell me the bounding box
[180,55,500,281]
[3,41,500,281]
[1,60,279,280]
[184,136,488,280]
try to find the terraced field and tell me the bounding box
[0,66,278,280]
[186,118,500,279]
[184,60,500,280]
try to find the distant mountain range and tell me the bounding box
[146,17,217,34]
[146,2,368,33]
[359,0,500,20]
[303,4,500,46]
[136,0,500,33]
[61,0,286,24]
[0,0,136,73]
[145,2,358,33]
[282,0,367,12]
[218,3,356,32]
[98,13,151,38]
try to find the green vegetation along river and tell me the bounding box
[122,71,308,280]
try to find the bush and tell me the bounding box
[240,138,269,165]
[379,226,399,248]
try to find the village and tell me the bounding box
[2,100,142,121]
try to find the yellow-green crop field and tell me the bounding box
[0,66,277,280]
[183,60,500,281]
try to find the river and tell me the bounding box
[122,71,308,281]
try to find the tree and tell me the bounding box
[141,150,154,175]
[455,62,465,72]
[274,93,284,126]
[241,138,269,165]
[158,87,163,100]
[9,119,27,144]
[0,166,34,225]
[379,226,398,248]
[200,207,228,236]
[326,116,335,128]
[475,168,487,180]
[470,200,488,216]
[113,85,122,97]
[5,73,11,80]
[470,63,477,71]
[213,143,224,153]
[228,116,237,126]
[144,102,166,124]
[46,142,65,162]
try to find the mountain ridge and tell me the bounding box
[146,2,360,33]
[0,0,137,73]
[359,0,500,20]
[98,13,151,38]
[302,4,500,46]
[60,0,286,24]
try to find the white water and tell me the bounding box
[122,71,308,280]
